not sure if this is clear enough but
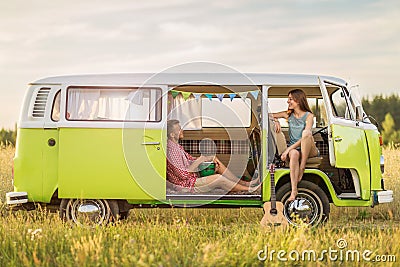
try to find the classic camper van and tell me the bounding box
[6,73,393,226]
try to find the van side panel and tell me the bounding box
[42,129,59,203]
[13,129,44,202]
[365,129,383,190]
[58,128,166,200]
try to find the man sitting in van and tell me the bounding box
[166,119,259,193]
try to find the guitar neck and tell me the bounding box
[270,164,277,209]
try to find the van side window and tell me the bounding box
[66,87,162,122]
[330,88,353,120]
[51,90,61,122]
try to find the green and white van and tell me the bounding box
[6,73,393,226]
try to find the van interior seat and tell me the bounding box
[275,131,322,168]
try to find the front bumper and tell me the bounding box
[373,190,393,205]
[6,192,28,205]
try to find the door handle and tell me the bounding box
[334,137,342,142]
[142,142,160,145]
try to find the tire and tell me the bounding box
[119,211,129,220]
[276,180,330,227]
[108,200,120,222]
[62,199,115,227]
[59,198,68,221]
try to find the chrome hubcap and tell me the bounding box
[283,192,320,226]
[68,199,110,226]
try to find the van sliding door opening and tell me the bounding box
[165,86,262,199]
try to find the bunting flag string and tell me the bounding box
[216,94,225,102]
[181,92,192,101]
[171,90,180,99]
[204,94,213,101]
[169,90,260,102]
[193,93,202,102]
[238,92,248,101]
[250,90,259,99]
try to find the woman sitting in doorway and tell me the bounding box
[271,89,319,201]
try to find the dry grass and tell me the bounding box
[0,145,13,204]
[0,146,399,266]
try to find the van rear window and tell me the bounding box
[66,87,162,122]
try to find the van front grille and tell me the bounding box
[32,88,51,118]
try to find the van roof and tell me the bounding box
[31,73,347,87]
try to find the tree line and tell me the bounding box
[362,94,400,146]
[0,125,17,146]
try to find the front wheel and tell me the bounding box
[60,199,119,227]
[276,180,330,227]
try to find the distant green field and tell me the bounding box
[1,146,399,266]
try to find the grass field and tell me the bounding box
[1,145,399,266]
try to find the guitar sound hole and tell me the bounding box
[270,208,278,215]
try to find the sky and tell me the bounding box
[0,0,399,129]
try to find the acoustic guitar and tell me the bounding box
[261,163,288,227]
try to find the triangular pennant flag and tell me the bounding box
[250,90,259,99]
[193,93,202,102]
[229,93,236,101]
[171,90,180,98]
[181,92,191,101]
[205,94,213,101]
[239,92,248,101]
[216,94,224,102]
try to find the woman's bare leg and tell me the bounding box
[288,149,300,201]
[298,131,319,182]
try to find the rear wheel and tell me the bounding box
[119,211,129,220]
[276,180,330,227]
[60,199,119,227]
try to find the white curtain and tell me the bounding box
[67,90,100,120]
[168,94,201,130]
[68,89,145,120]
[98,91,130,120]
[125,90,151,121]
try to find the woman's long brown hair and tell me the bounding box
[287,89,312,115]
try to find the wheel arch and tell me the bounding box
[275,171,333,203]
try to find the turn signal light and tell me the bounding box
[379,135,383,146]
